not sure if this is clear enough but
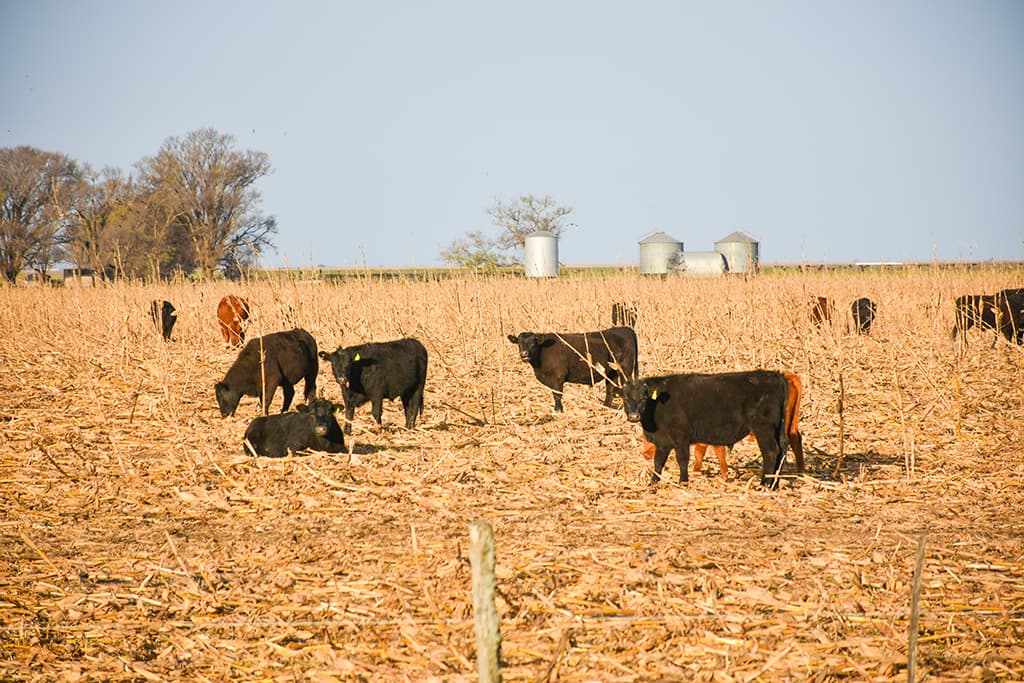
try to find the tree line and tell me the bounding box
[0,128,276,283]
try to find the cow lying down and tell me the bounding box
[623,370,790,489]
[243,398,346,457]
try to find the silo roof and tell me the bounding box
[638,231,682,244]
[715,230,758,244]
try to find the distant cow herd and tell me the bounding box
[146,286,1021,490]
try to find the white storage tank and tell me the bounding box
[714,231,759,274]
[524,230,559,278]
[638,232,684,275]
[681,251,728,277]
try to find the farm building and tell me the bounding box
[681,251,729,277]
[523,230,559,278]
[714,230,759,273]
[638,232,684,274]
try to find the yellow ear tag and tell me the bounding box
[649,389,658,400]
[353,353,360,361]
[333,407,341,415]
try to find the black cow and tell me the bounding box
[150,300,177,340]
[611,301,638,328]
[850,297,877,334]
[242,398,346,457]
[952,289,1024,346]
[621,371,789,489]
[507,326,638,412]
[215,328,319,417]
[318,338,428,434]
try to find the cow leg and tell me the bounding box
[602,377,617,408]
[551,387,564,412]
[651,447,671,485]
[279,382,295,413]
[402,387,424,429]
[674,441,691,483]
[692,443,707,473]
[713,445,728,478]
[790,430,805,474]
[303,373,317,404]
[344,403,355,435]
[753,428,785,489]
[371,397,384,426]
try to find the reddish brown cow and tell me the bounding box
[685,371,805,477]
[810,296,835,326]
[218,295,251,347]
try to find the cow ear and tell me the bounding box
[540,337,557,347]
[333,404,343,415]
[318,351,330,361]
[507,335,518,344]
[297,403,309,413]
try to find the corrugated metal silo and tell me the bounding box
[681,251,728,277]
[714,231,759,274]
[638,231,684,274]
[524,230,559,278]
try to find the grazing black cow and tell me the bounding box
[149,300,177,340]
[318,338,428,434]
[952,289,1024,346]
[507,326,638,412]
[242,398,346,457]
[621,371,789,489]
[850,297,877,334]
[611,301,638,328]
[215,328,319,417]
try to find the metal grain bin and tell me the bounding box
[714,231,759,274]
[680,251,728,277]
[524,230,559,278]
[638,231,684,275]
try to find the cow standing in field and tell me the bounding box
[690,370,805,477]
[611,301,638,328]
[952,289,1024,347]
[218,295,251,347]
[215,328,319,417]
[810,296,835,327]
[149,300,177,340]
[508,326,638,412]
[319,338,428,434]
[622,370,789,489]
[243,398,346,457]
[850,297,877,335]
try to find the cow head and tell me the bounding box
[297,397,345,439]
[215,382,241,417]
[507,333,556,365]
[319,348,374,389]
[621,379,664,423]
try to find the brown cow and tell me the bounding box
[218,295,251,347]
[687,371,805,477]
[810,296,835,326]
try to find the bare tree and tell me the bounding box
[137,128,276,279]
[489,194,574,251]
[0,146,79,282]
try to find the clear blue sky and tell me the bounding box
[3,1,1022,267]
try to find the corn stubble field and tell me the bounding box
[2,269,1023,682]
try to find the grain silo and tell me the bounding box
[524,230,559,278]
[714,231,759,274]
[638,232,684,275]
[680,251,728,277]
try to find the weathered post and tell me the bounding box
[469,519,501,682]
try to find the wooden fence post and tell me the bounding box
[470,519,502,683]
